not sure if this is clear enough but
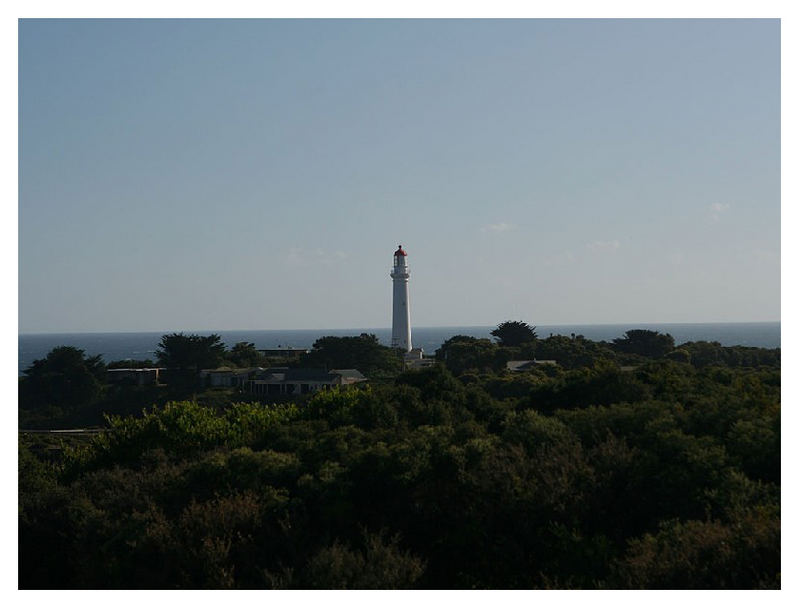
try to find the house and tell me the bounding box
[199,367,261,388]
[505,359,558,372]
[244,368,367,396]
[107,368,163,386]
[329,369,368,384]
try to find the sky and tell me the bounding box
[18,18,780,333]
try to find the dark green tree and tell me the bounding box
[300,334,400,376]
[156,333,226,387]
[21,346,106,415]
[611,510,780,589]
[612,330,675,358]
[535,334,615,368]
[300,531,425,589]
[227,342,265,368]
[490,321,537,347]
[664,349,691,364]
[435,335,499,374]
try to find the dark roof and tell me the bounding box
[330,369,367,380]
[200,367,253,374]
[250,367,293,381]
[394,245,407,256]
[284,368,340,382]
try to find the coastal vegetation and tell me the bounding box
[18,325,780,589]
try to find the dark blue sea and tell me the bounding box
[18,322,780,375]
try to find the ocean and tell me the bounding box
[18,322,780,375]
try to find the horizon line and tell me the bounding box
[18,320,782,336]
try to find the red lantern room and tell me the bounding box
[393,245,407,267]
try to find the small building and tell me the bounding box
[330,369,368,384]
[199,367,262,388]
[245,368,367,396]
[506,359,558,372]
[403,347,436,370]
[107,368,163,386]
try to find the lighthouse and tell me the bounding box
[390,245,412,351]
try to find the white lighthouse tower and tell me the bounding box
[390,245,412,351]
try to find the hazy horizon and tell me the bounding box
[19,19,780,333]
[18,320,780,337]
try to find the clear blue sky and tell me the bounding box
[18,18,780,333]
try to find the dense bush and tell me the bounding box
[19,334,780,589]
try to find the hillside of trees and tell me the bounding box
[19,326,780,589]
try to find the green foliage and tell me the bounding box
[525,363,650,413]
[18,442,58,517]
[63,401,300,475]
[19,329,781,589]
[156,333,227,387]
[612,329,675,358]
[395,365,462,400]
[304,386,398,430]
[502,410,576,453]
[299,530,425,589]
[484,371,550,400]
[611,506,780,589]
[300,333,401,376]
[435,335,499,374]
[226,342,266,368]
[490,320,537,346]
[20,346,106,422]
[665,349,690,364]
[534,334,616,369]
[726,415,780,483]
[678,341,780,368]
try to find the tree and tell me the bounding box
[300,531,425,589]
[300,334,401,376]
[21,346,106,414]
[490,321,537,347]
[156,333,226,387]
[434,335,499,374]
[611,511,780,589]
[534,334,615,369]
[664,349,691,364]
[612,330,675,358]
[227,342,265,368]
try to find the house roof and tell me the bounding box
[249,367,365,383]
[200,367,253,374]
[506,360,534,371]
[330,369,367,380]
[257,373,286,383]
[284,368,340,382]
